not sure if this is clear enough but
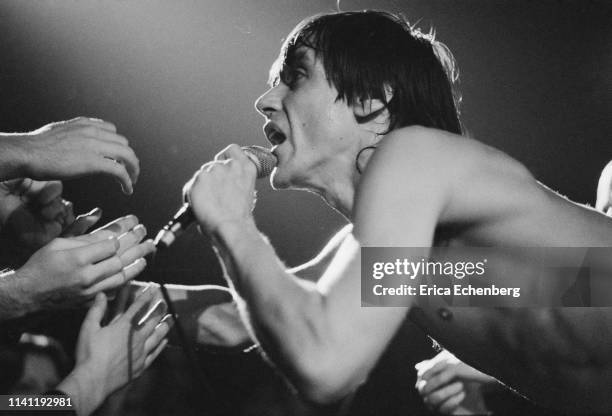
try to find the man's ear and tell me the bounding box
[351,85,393,122]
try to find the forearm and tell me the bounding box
[0,269,32,320]
[56,365,106,416]
[0,133,27,180]
[211,219,327,383]
[212,221,412,402]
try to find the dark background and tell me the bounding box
[0,1,610,414]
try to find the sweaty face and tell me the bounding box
[255,47,357,191]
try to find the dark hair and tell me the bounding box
[270,10,462,135]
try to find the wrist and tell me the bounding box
[212,218,258,246]
[0,269,34,319]
[0,133,29,180]
[58,363,106,416]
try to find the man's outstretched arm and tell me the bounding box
[191,224,354,349]
[0,117,138,194]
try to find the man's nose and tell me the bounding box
[255,86,282,118]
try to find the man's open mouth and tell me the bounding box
[264,122,287,146]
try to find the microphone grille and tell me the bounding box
[242,146,277,178]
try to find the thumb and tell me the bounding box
[83,292,108,329]
[62,207,103,237]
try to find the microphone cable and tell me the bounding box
[150,247,232,415]
[148,145,276,414]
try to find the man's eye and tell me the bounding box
[293,68,306,80]
[280,68,305,88]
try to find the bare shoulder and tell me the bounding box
[358,126,612,246]
[381,126,535,182]
[376,126,524,172]
[367,127,451,177]
[366,126,522,196]
[374,126,455,164]
[363,126,543,227]
[354,127,460,245]
[362,126,459,195]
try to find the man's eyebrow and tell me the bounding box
[268,47,313,86]
[288,47,312,67]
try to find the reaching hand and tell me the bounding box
[14,215,155,313]
[6,117,139,194]
[415,350,495,415]
[58,288,171,416]
[0,178,102,250]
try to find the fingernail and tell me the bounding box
[124,258,146,275]
[89,207,102,217]
[137,299,165,326]
[121,183,133,195]
[159,314,173,326]
[146,240,157,254]
[133,257,147,268]
[124,214,138,223]
[134,224,146,236]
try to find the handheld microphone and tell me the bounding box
[154,146,277,248]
